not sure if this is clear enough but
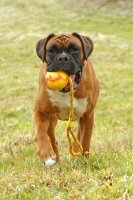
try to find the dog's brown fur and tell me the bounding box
[33,33,100,165]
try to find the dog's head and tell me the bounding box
[36,32,93,92]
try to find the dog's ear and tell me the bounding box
[72,32,93,60]
[36,33,55,62]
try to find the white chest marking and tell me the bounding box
[48,89,88,121]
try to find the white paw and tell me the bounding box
[45,157,56,167]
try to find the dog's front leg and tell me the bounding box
[34,111,57,167]
[73,112,94,155]
[80,112,94,154]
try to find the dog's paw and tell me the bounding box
[45,156,56,167]
[38,145,57,167]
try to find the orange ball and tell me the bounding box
[45,71,68,90]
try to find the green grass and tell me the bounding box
[0,0,133,199]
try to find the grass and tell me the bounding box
[0,0,133,199]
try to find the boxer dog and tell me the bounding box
[34,32,100,167]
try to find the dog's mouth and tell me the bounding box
[59,70,82,93]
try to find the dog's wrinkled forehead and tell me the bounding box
[55,34,71,44]
[46,33,82,49]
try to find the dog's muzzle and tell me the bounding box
[47,52,82,93]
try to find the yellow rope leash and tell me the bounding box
[66,76,83,156]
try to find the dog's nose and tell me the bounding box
[57,53,69,63]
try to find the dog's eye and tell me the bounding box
[70,48,79,53]
[48,49,55,54]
